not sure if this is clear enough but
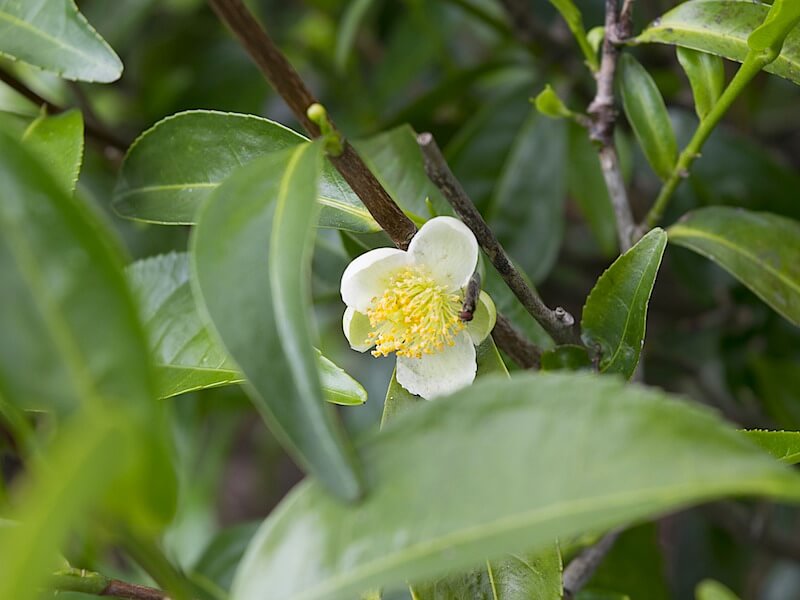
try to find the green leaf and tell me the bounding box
[334,0,377,70]
[676,47,725,120]
[21,109,84,194]
[486,547,563,600]
[126,252,367,405]
[618,54,677,181]
[191,143,363,501]
[0,0,122,82]
[695,580,740,600]
[667,207,800,326]
[491,112,567,284]
[534,85,573,119]
[193,522,259,593]
[541,345,592,371]
[635,0,800,86]
[581,229,668,379]
[547,0,598,70]
[746,0,800,56]
[231,372,800,600]
[0,409,130,600]
[567,122,618,256]
[113,111,378,233]
[0,130,152,413]
[743,430,800,464]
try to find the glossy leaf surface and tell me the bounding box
[582,229,667,379]
[0,0,122,82]
[668,207,800,326]
[21,109,84,194]
[636,0,800,85]
[744,430,800,464]
[127,252,366,405]
[191,143,363,500]
[676,47,725,120]
[114,111,378,232]
[232,372,800,600]
[618,54,677,181]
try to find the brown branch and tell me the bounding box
[206,0,417,249]
[587,0,636,251]
[50,568,170,600]
[0,65,127,154]
[417,132,579,346]
[562,529,622,599]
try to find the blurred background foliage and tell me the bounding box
[2,0,800,598]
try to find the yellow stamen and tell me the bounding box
[366,266,464,359]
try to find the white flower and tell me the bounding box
[340,216,496,400]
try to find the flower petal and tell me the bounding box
[466,291,497,345]
[342,307,374,352]
[395,331,476,400]
[408,216,479,291]
[340,247,411,312]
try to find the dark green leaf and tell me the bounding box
[193,522,259,593]
[21,109,84,194]
[335,0,377,70]
[127,252,367,405]
[635,1,800,86]
[231,372,800,600]
[0,0,122,82]
[113,111,378,233]
[667,207,800,326]
[581,229,668,379]
[191,143,363,500]
[618,54,677,181]
[567,122,618,257]
[676,47,725,120]
[744,430,800,464]
[491,112,567,284]
[541,345,592,371]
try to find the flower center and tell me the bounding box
[366,266,465,359]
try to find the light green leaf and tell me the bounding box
[547,0,598,70]
[486,547,563,600]
[676,47,725,120]
[696,579,740,600]
[635,0,800,86]
[231,372,800,600]
[581,229,667,379]
[746,0,800,56]
[744,430,800,464]
[0,0,122,82]
[567,122,618,256]
[667,207,800,326]
[0,130,152,413]
[0,410,129,600]
[113,111,378,233]
[193,522,260,593]
[127,252,366,405]
[618,54,677,181]
[191,143,363,501]
[534,85,573,119]
[21,109,84,194]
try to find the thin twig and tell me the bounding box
[587,0,636,251]
[206,0,417,249]
[460,272,481,321]
[50,568,170,600]
[562,529,622,599]
[417,132,579,346]
[0,65,127,154]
